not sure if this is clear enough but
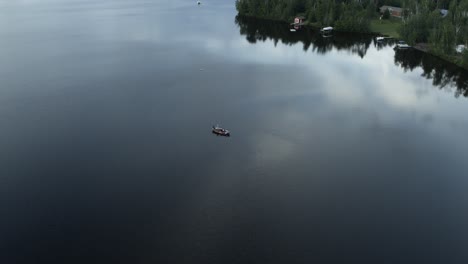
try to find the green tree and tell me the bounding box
[449,0,468,44]
[430,20,456,54]
[382,8,391,19]
[366,0,377,18]
[335,2,371,32]
[462,49,468,68]
[398,1,440,45]
[315,0,337,26]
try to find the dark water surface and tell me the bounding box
[1,1,468,263]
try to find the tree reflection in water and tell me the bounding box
[394,49,468,98]
[235,15,468,99]
[235,15,371,58]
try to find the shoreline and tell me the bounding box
[413,43,468,71]
[237,14,468,71]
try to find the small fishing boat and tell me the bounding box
[212,125,230,136]
[197,1,201,5]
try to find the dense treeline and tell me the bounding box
[235,0,378,32]
[398,0,468,67]
[234,0,413,32]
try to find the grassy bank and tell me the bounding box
[370,19,401,38]
[425,49,468,71]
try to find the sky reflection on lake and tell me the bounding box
[0,1,467,263]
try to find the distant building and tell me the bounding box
[291,16,305,30]
[294,16,305,25]
[380,5,403,18]
[439,9,449,17]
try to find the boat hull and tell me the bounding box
[212,125,230,136]
[212,130,230,136]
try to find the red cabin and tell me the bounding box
[294,16,305,25]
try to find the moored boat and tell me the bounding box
[395,40,411,49]
[320,26,333,33]
[376,36,385,41]
[320,26,333,37]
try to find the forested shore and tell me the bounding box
[235,0,468,69]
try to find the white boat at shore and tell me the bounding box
[395,40,411,49]
[320,26,333,33]
[376,36,385,41]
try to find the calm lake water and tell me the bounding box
[1,1,468,263]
